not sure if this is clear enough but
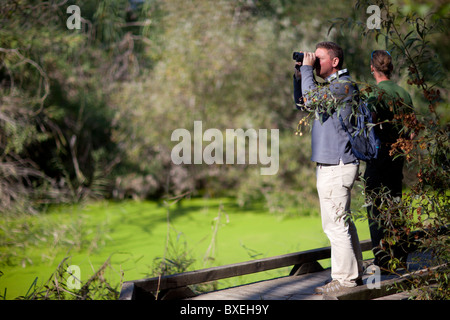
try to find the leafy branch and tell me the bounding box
[329,0,449,299]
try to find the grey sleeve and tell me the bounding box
[300,65,318,98]
[300,65,329,112]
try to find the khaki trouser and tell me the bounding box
[316,161,363,287]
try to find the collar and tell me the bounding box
[325,69,349,82]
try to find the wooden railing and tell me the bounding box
[119,239,373,300]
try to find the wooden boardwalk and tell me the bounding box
[189,267,402,300]
[189,268,333,300]
[119,239,443,301]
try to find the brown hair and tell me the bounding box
[316,41,344,69]
[371,50,393,78]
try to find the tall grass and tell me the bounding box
[7,255,123,300]
[0,210,110,268]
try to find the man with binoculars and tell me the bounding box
[293,42,363,295]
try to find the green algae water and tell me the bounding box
[0,197,372,299]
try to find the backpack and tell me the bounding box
[338,101,381,162]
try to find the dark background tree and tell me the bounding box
[1,0,448,216]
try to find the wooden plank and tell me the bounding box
[119,282,135,300]
[128,240,372,293]
[131,246,329,294]
[190,269,332,300]
[360,239,373,252]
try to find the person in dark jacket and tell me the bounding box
[364,50,414,271]
[293,42,363,295]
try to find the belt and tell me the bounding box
[317,163,336,167]
[316,160,359,167]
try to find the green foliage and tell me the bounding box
[1,0,449,298]
[4,0,410,215]
[331,0,449,300]
[0,0,137,212]
[108,0,313,204]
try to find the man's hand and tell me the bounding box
[303,52,316,66]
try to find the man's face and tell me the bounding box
[314,47,338,79]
